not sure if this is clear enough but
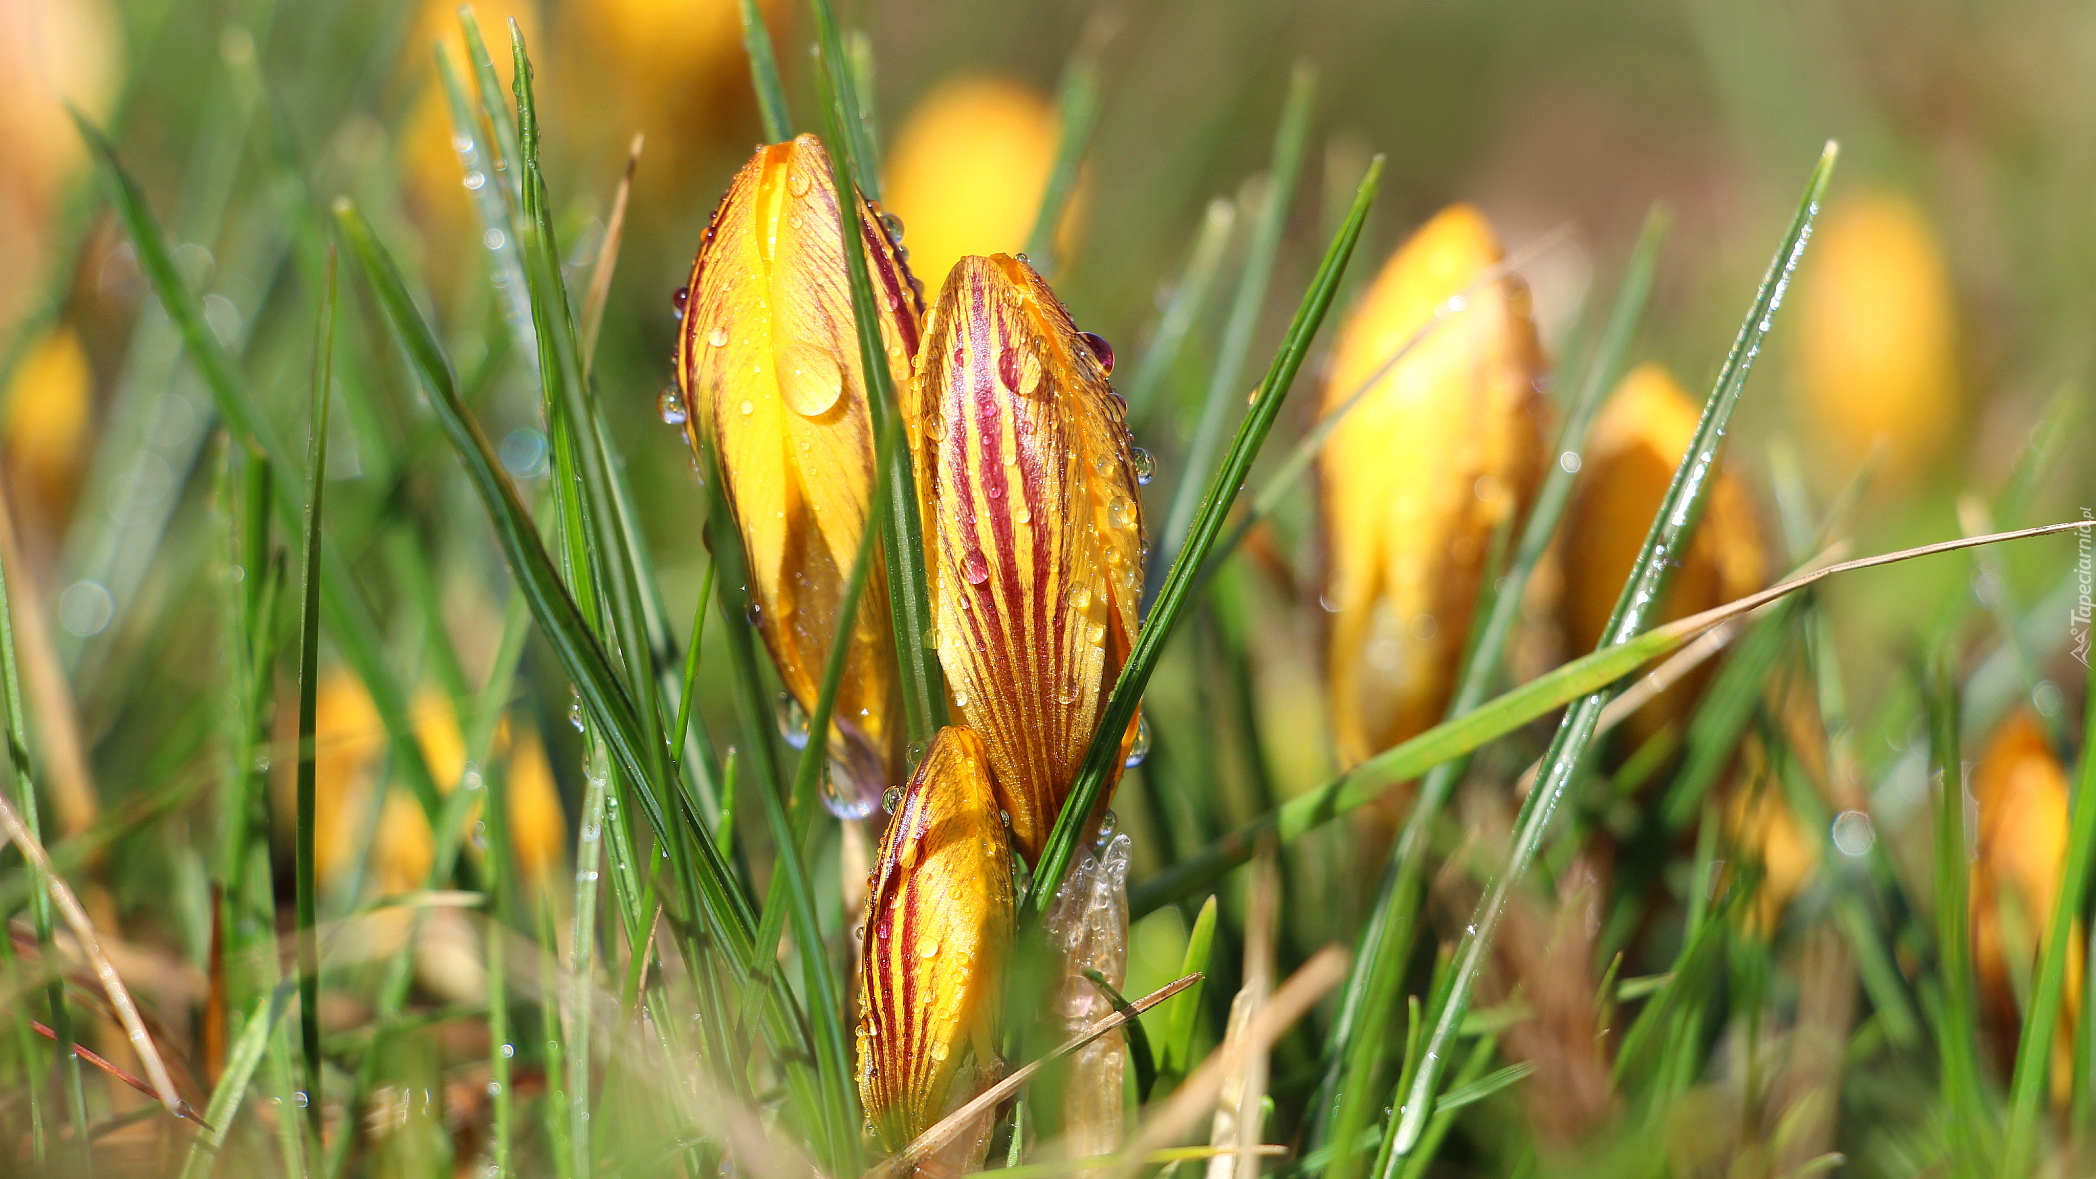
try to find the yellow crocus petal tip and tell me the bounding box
[1318,203,1548,771]
[855,725,1012,1156]
[914,253,1143,862]
[677,132,921,818]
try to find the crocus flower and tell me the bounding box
[1796,192,1958,486]
[909,253,1143,861]
[1318,204,1546,770]
[676,133,922,817]
[856,725,1013,1158]
[1973,710,2081,1102]
[1560,364,1763,746]
[883,76,1075,297]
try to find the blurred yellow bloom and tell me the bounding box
[676,134,921,818]
[1560,364,1764,746]
[1796,192,1958,485]
[556,0,780,167]
[309,669,386,886]
[1318,204,1547,770]
[1725,747,1816,936]
[3,325,93,531]
[911,253,1142,862]
[855,725,1012,1158]
[505,723,567,882]
[1973,711,2081,1102]
[398,0,540,282]
[883,76,1075,298]
[0,0,119,334]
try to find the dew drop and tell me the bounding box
[671,285,689,315]
[986,484,1002,500]
[926,414,949,442]
[998,345,1043,398]
[778,344,844,416]
[739,399,755,416]
[1095,809,1118,844]
[1124,714,1151,768]
[962,549,989,584]
[882,786,902,813]
[1015,505,1032,524]
[1056,682,1077,705]
[658,386,687,426]
[777,693,811,750]
[1078,331,1115,374]
[1131,447,1155,485]
[1106,495,1136,531]
[786,166,812,198]
[707,326,729,348]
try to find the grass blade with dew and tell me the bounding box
[812,3,948,748]
[1310,206,1665,1176]
[1024,21,1109,276]
[1126,198,1237,428]
[333,203,759,954]
[1930,653,1994,1171]
[738,0,792,142]
[292,244,336,1145]
[1152,63,1316,591]
[74,112,450,823]
[1385,143,1835,1160]
[1030,153,1384,913]
[811,0,884,200]
[2001,637,2096,1173]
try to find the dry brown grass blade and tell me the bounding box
[28,1019,206,1127]
[0,785,186,1119]
[866,972,1205,1179]
[1206,840,1277,1179]
[579,131,643,372]
[1111,945,1351,1179]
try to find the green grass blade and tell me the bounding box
[1032,152,1383,913]
[810,0,884,201]
[332,203,758,954]
[1931,654,1993,1172]
[1159,897,1218,1083]
[292,246,335,1145]
[1025,31,1106,275]
[812,18,947,749]
[1080,968,1158,1100]
[1125,198,1237,428]
[738,0,793,142]
[177,983,295,1179]
[2000,644,2096,1173]
[1387,142,1835,1160]
[1154,63,1316,580]
[1311,207,1665,1173]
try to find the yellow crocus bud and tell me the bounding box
[1560,364,1763,747]
[676,133,921,818]
[856,725,1012,1159]
[3,325,92,531]
[1973,711,2081,1101]
[1796,192,1958,485]
[1318,204,1547,770]
[911,253,1142,862]
[883,76,1074,297]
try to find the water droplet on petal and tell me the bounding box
[1107,495,1136,531]
[778,344,844,416]
[998,345,1043,397]
[658,386,687,426]
[739,399,755,416]
[882,786,901,813]
[1131,447,1155,485]
[706,326,729,348]
[1079,331,1115,373]
[786,166,812,198]
[1124,715,1151,768]
[962,549,989,584]
[671,285,689,315]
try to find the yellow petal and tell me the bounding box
[677,133,921,815]
[1318,204,1547,769]
[1796,192,1958,485]
[856,725,1012,1152]
[1559,363,1764,745]
[913,254,1142,861]
[505,723,567,883]
[882,76,1076,298]
[3,325,92,528]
